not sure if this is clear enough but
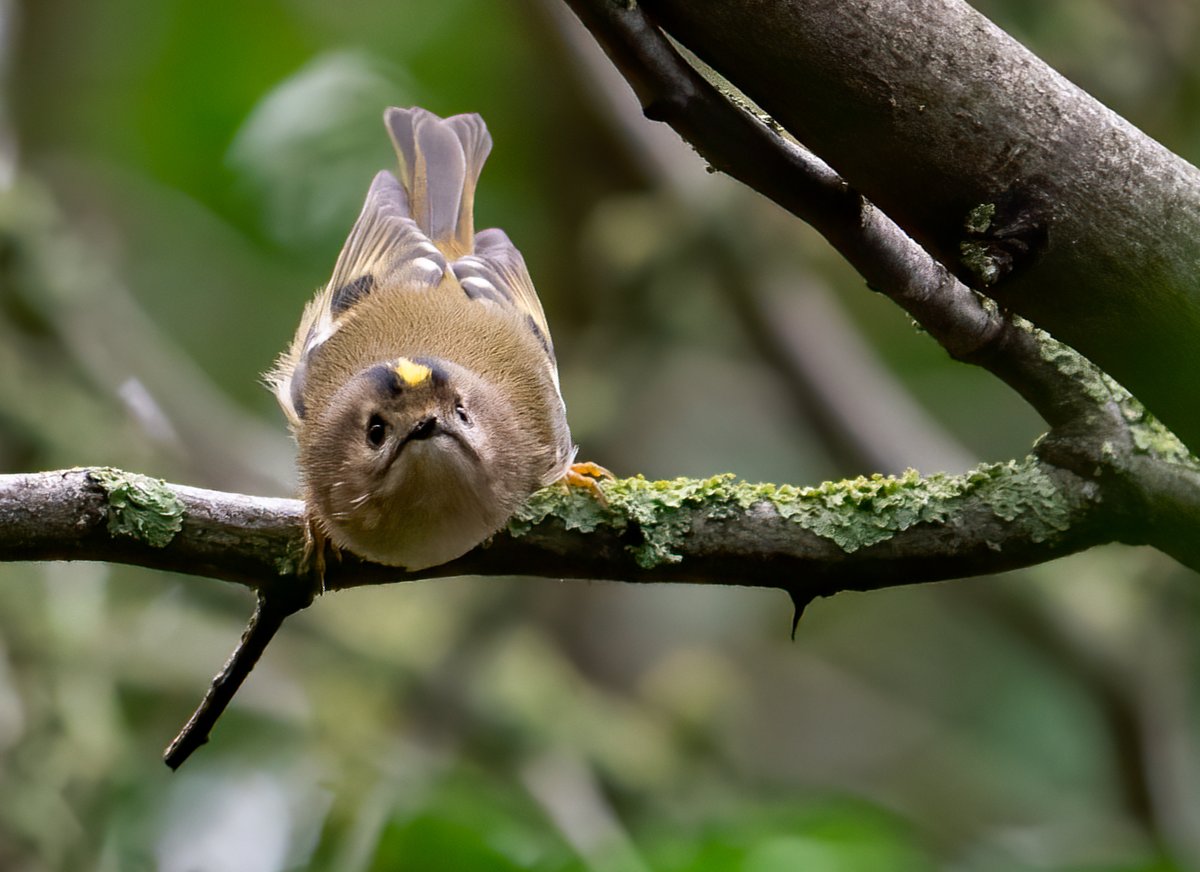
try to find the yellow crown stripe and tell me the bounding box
[393,357,432,387]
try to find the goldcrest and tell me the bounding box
[269,107,588,571]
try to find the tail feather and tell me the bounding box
[445,113,491,255]
[385,107,493,258]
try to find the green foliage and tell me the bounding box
[645,800,935,872]
[227,50,412,250]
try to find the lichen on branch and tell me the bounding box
[87,467,186,548]
[510,461,1076,570]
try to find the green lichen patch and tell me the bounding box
[1027,319,1173,445]
[87,467,185,548]
[959,202,1001,285]
[964,202,996,235]
[1124,402,1193,463]
[759,469,956,551]
[1098,370,1193,464]
[782,460,1073,547]
[510,474,750,569]
[1029,324,1115,405]
[959,241,1001,285]
[969,459,1073,542]
[1026,321,1195,464]
[510,459,1075,568]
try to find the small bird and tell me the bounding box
[269,107,597,573]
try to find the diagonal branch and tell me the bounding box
[630,0,1200,459]
[535,0,976,475]
[559,0,1109,439]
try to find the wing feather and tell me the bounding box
[455,227,554,362]
[267,169,448,425]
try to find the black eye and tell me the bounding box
[366,413,388,448]
[454,401,471,426]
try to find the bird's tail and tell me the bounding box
[384,106,493,259]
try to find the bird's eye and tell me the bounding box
[454,401,471,426]
[366,413,388,448]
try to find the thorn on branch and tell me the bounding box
[789,588,818,640]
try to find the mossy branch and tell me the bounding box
[0,444,1189,596]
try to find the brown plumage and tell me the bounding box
[268,107,576,570]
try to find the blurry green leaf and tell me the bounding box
[361,768,579,872]
[648,801,933,872]
[228,50,413,249]
[369,816,526,872]
[741,803,933,872]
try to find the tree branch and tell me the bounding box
[537,0,975,474]
[560,0,1117,441]
[630,0,1200,459]
[0,457,1169,593]
[0,466,299,587]
[0,375,1193,768]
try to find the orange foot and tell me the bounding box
[560,461,614,503]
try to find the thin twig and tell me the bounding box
[163,587,312,769]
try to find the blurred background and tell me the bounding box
[1,0,1199,869]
